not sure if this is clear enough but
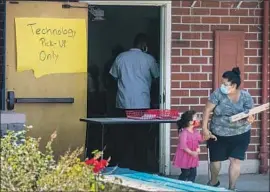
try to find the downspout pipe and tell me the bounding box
[259,0,269,174]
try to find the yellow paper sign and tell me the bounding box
[15,18,87,78]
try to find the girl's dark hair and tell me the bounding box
[177,110,196,132]
[222,67,241,88]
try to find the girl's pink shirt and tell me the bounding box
[173,128,203,169]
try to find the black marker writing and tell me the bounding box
[39,50,59,63]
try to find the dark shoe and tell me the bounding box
[207,180,220,187]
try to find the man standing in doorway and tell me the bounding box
[109,33,160,170]
[110,33,160,111]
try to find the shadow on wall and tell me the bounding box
[0,1,6,110]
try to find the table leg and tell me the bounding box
[101,123,104,159]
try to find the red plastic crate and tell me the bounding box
[126,109,179,120]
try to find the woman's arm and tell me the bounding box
[202,89,220,139]
[202,101,216,139]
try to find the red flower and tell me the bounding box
[85,158,109,173]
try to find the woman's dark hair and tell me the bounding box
[222,67,241,88]
[177,110,196,132]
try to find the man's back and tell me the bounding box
[110,48,159,109]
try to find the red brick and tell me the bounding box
[201,81,212,88]
[249,89,261,96]
[249,9,262,17]
[182,65,200,72]
[202,17,220,24]
[182,16,201,23]
[172,32,181,39]
[230,9,249,16]
[211,25,229,30]
[172,41,190,48]
[182,49,200,56]
[247,153,258,159]
[202,65,213,72]
[240,17,255,24]
[200,97,208,105]
[181,81,200,88]
[202,49,213,56]
[190,73,208,80]
[191,57,208,64]
[245,49,257,56]
[191,41,208,48]
[182,1,200,7]
[172,1,181,7]
[221,17,239,24]
[172,57,190,64]
[199,154,208,161]
[171,81,180,88]
[171,73,189,81]
[258,33,262,40]
[211,9,229,15]
[241,2,259,8]
[176,106,190,113]
[201,1,220,7]
[181,98,199,104]
[202,33,213,40]
[171,98,180,105]
[172,24,190,31]
[172,90,189,97]
[192,9,210,15]
[200,146,208,153]
[247,145,256,152]
[172,16,181,23]
[245,42,249,48]
[182,33,200,39]
[249,25,261,32]
[191,25,210,31]
[209,57,213,64]
[249,42,262,49]
[251,129,257,136]
[190,105,205,112]
[171,49,180,56]
[172,8,190,15]
[190,90,208,96]
[245,65,258,73]
[171,138,179,146]
[249,57,262,64]
[230,25,249,32]
[171,65,181,72]
[220,2,234,8]
[248,73,261,80]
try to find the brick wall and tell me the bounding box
[170,1,266,163]
[0,0,5,110]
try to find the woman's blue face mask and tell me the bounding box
[220,84,230,94]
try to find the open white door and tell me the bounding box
[159,3,172,175]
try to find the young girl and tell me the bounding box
[173,110,217,182]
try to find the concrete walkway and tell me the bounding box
[170,174,269,191]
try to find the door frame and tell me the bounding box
[83,0,172,175]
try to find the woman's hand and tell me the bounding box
[247,115,255,124]
[202,129,211,140]
[196,148,201,153]
[210,134,217,141]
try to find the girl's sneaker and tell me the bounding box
[207,180,220,187]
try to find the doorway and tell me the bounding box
[86,5,161,173]
[85,1,172,174]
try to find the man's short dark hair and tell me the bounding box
[133,33,148,47]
